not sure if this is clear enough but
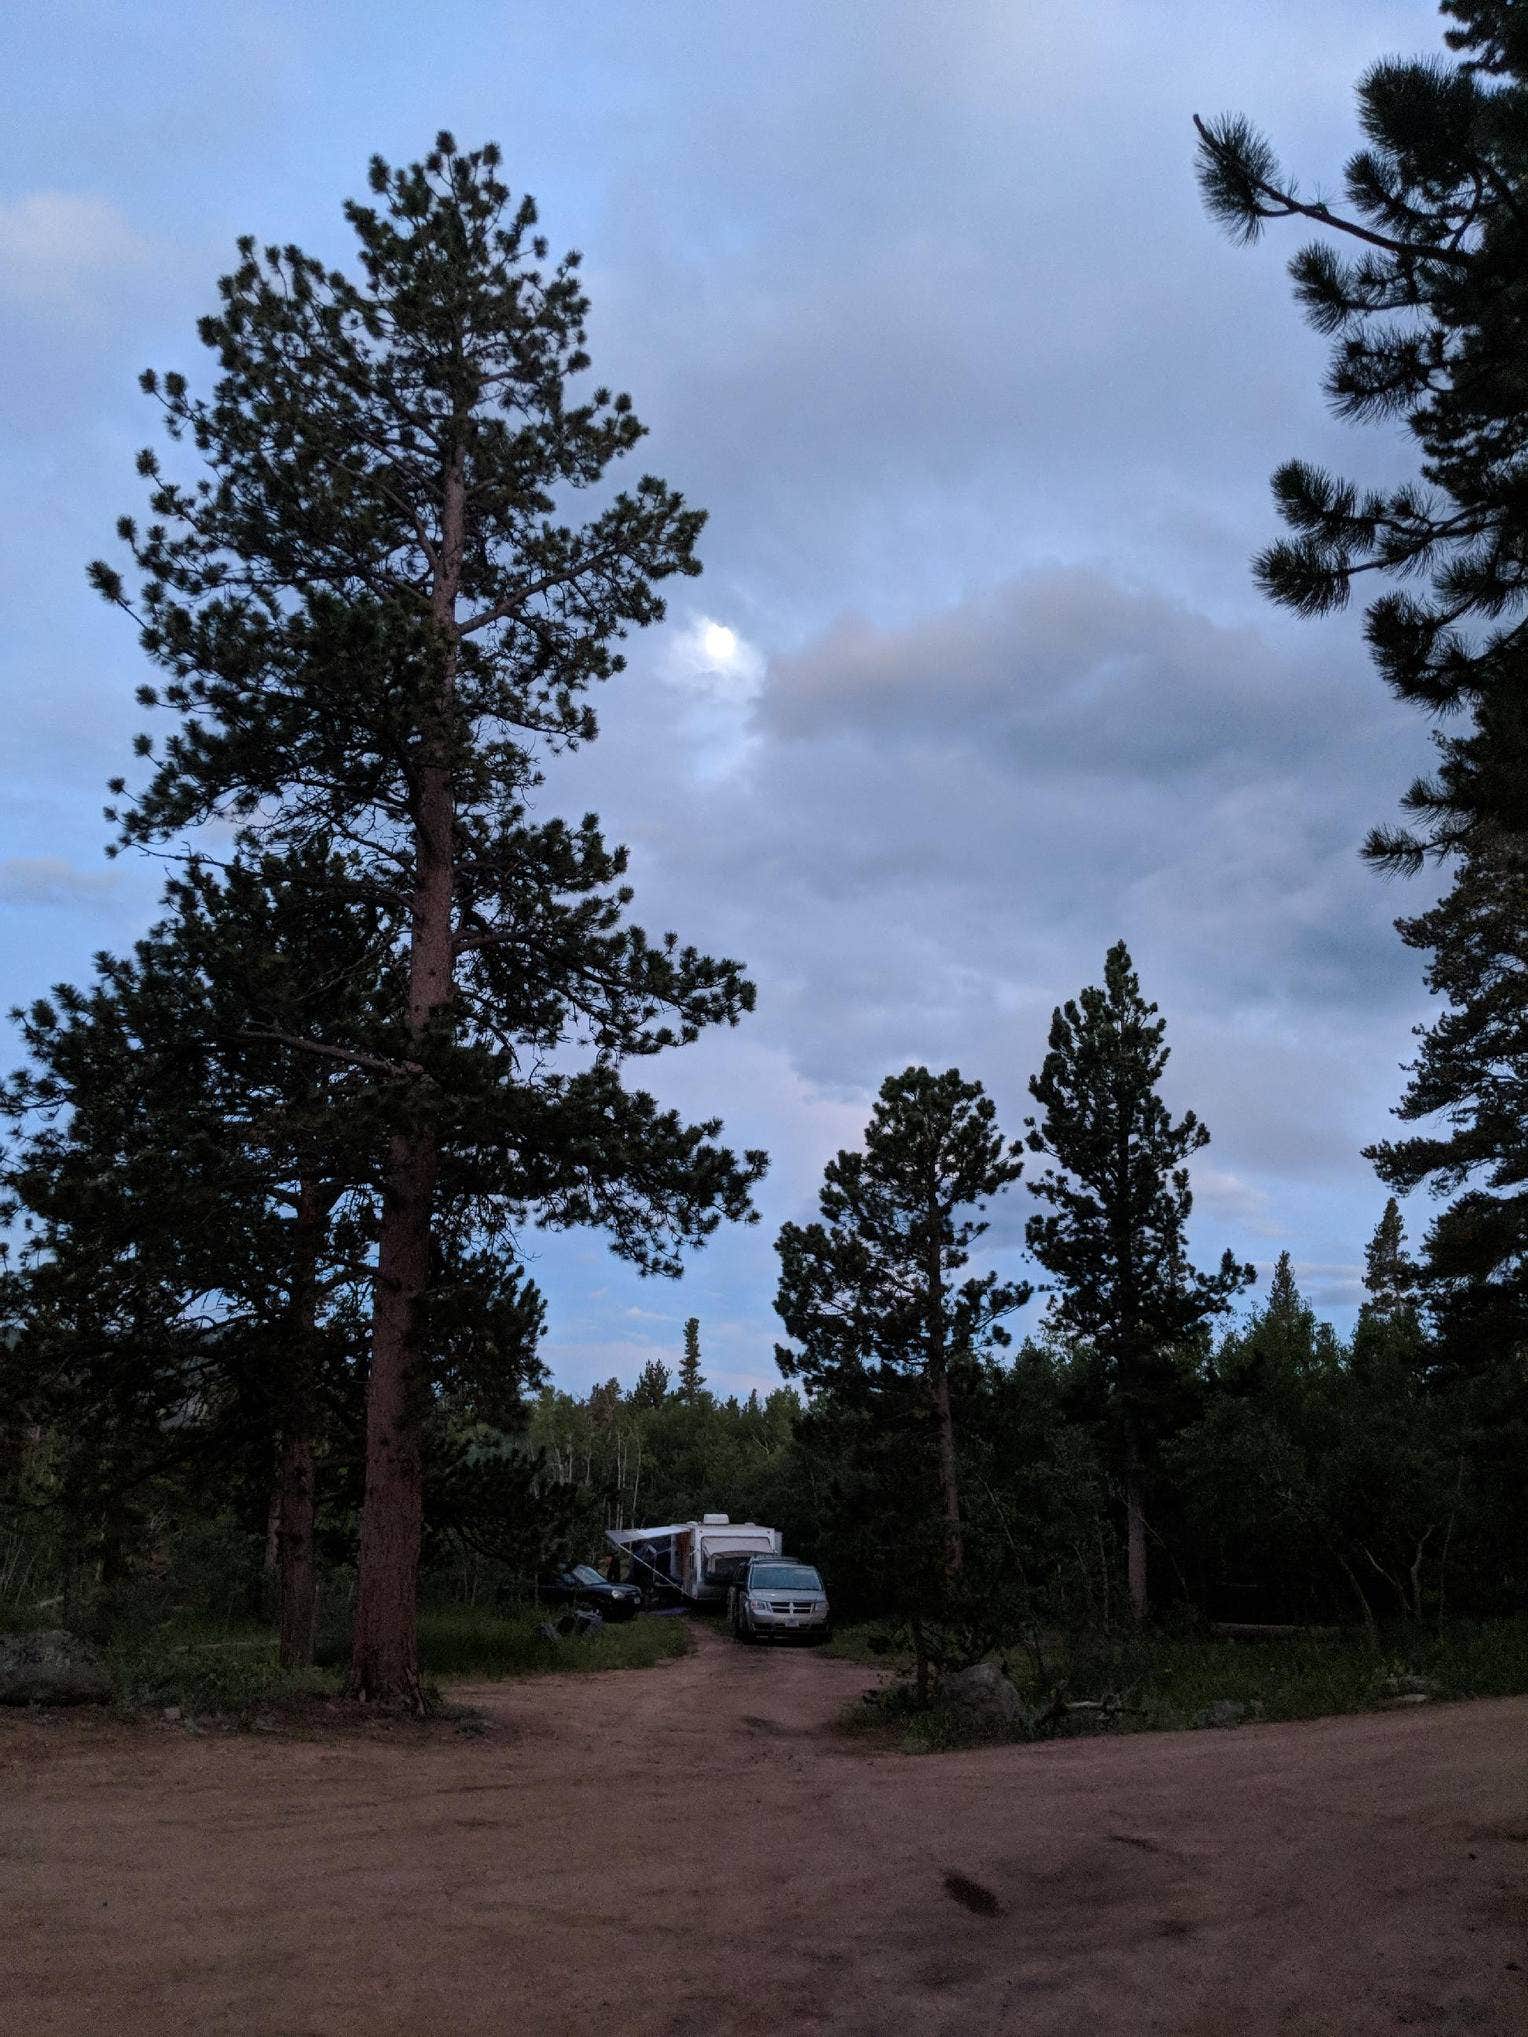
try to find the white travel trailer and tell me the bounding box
[604,1514,783,1605]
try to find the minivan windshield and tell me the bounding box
[748,1564,822,1593]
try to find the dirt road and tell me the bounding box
[4,1623,1526,2035]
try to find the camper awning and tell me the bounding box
[604,1524,689,1549]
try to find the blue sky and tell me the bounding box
[1,0,1450,1398]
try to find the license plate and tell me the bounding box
[784,1618,798,1627]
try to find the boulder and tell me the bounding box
[537,1608,605,1644]
[0,1629,110,1707]
[1378,1672,1438,1701]
[1194,1698,1253,1730]
[940,1661,1028,1733]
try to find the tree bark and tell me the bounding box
[1124,1416,1148,1622]
[926,1211,962,1583]
[277,1428,318,1667]
[348,446,465,1710]
[1337,1552,1380,1646]
[277,1177,326,1668]
[262,1476,280,1604]
[931,1362,963,1582]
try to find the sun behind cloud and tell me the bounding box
[658,613,767,778]
[701,620,738,663]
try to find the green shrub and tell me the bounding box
[416,1604,691,1679]
[823,1620,913,1667]
[837,1614,1528,1753]
[106,1623,337,1716]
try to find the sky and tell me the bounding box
[0,0,1453,1400]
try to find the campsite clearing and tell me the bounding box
[3,1622,1526,2035]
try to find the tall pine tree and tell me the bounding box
[2,851,385,1657]
[89,136,765,1705]
[629,1360,671,1412]
[1196,1,1528,865]
[1361,1198,1416,1327]
[678,1317,705,1403]
[1025,942,1252,1620]
[1368,828,1528,1354]
[774,1066,1029,1583]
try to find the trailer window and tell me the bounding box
[702,1550,756,1579]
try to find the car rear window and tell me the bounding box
[748,1565,821,1592]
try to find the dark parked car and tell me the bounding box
[536,1563,642,1622]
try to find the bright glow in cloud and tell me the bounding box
[664,613,766,704]
[658,613,767,777]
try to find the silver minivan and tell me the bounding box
[728,1557,831,1643]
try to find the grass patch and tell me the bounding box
[107,1620,338,1717]
[823,1620,915,1669]
[1132,1614,1528,1730]
[96,1601,690,1718]
[417,1604,691,1680]
[835,1613,1528,1753]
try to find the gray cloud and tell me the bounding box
[523,553,1433,1365]
[764,569,1357,771]
[0,856,120,906]
[1,0,1448,1376]
[0,191,151,307]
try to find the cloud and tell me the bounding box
[602,567,1430,1083]
[0,0,1445,1368]
[763,569,1348,773]
[0,192,151,306]
[0,856,120,906]
[663,614,766,703]
[658,611,767,778]
[539,554,1432,1350]
[1195,1166,1282,1239]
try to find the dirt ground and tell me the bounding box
[4,1623,1527,2036]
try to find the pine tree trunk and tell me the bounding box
[926,1217,962,1582]
[262,1476,280,1603]
[277,1177,325,1669]
[932,1363,963,1581]
[277,1427,317,1667]
[348,448,464,1710]
[273,1181,334,1670]
[1124,1418,1148,1622]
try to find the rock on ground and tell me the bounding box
[1193,1698,1266,1729]
[0,1630,110,1707]
[940,1661,1028,1732]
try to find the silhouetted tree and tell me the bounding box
[1197,2,1528,865]
[1369,829,1528,1345]
[1361,1199,1417,1327]
[775,1065,1029,1583]
[678,1317,705,1403]
[2,850,384,1661]
[629,1360,671,1412]
[1025,943,1252,1620]
[89,135,765,1705]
